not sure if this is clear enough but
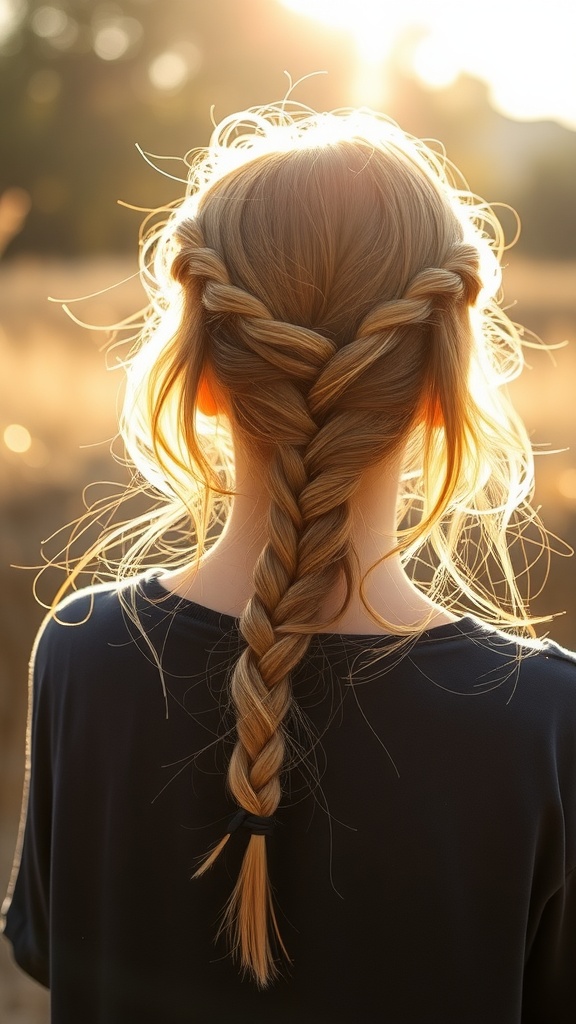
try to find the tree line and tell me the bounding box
[1,0,575,258]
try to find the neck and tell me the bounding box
[161,450,456,634]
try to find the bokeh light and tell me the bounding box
[92,15,142,62]
[558,469,576,503]
[148,46,201,92]
[0,0,26,45]
[149,51,187,91]
[31,4,79,50]
[31,5,67,38]
[3,423,32,454]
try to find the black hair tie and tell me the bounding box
[227,808,276,838]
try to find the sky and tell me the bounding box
[280,0,576,129]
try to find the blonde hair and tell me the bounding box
[59,104,542,985]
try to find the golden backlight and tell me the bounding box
[279,0,576,129]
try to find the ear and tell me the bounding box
[197,375,219,418]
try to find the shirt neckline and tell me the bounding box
[142,572,483,645]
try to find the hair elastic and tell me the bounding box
[227,808,276,837]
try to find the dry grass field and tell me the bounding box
[0,255,575,1021]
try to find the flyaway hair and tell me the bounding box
[55,104,543,985]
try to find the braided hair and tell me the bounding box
[116,107,535,984]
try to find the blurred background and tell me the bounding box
[1,2,575,1019]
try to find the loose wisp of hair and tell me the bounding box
[52,103,553,984]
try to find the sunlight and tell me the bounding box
[281,0,429,105]
[279,0,576,128]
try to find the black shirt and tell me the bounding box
[3,573,576,1023]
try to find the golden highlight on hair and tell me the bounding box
[52,103,548,985]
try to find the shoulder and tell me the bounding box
[31,574,168,680]
[523,635,576,675]
[517,635,576,714]
[26,575,189,729]
[492,627,576,690]
[404,616,576,721]
[459,617,576,675]
[464,622,576,726]
[36,577,134,646]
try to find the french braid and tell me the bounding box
[176,222,482,984]
[178,229,350,981]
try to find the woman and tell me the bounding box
[3,104,576,1023]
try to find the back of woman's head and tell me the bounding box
[171,121,483,472]
[120,105,534,985]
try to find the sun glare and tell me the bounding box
[281,0,429,104]
[279,0,576,129]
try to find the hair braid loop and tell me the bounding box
[443,242,483,305]
[174,224,336,383]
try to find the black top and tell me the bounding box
[3,573,576,1023]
